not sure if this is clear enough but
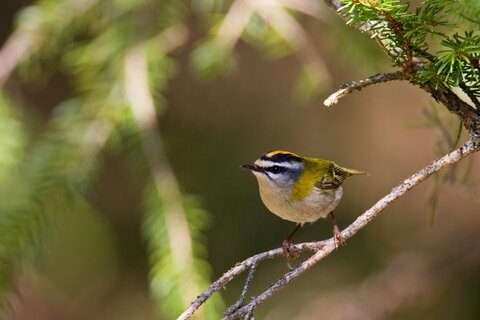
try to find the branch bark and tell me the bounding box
[323,71,408,107]
[178,139,480,320]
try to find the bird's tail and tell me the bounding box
[338,166,369,177]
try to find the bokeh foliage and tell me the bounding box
[1,0,222,318]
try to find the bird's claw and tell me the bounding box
[282,239,298,270]
[333,225,346,247]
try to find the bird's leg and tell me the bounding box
[282,223,301,269]
[329,211,346,247]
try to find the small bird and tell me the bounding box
[241,150,366,268]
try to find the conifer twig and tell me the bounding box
[322,0,480,138]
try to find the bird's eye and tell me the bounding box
[269,165,282,174]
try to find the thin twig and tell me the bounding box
[224,266,257,316]
[179,139,480,320]
[323,71,408,107]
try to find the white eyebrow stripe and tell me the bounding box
[254,159,302,170]
[254,160,277,168]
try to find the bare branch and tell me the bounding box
[179,139,480,320]
[177,242,322,320]
[323,71,408,107]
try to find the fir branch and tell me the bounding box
[328,0,480,138]
[379,8,414,71]
[0,0,100,85]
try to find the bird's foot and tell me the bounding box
[282,239,298,270]
[332,225,346,247]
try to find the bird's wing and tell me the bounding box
[314,164,345,190]
[315,163,365,190]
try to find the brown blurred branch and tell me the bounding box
[253,1,331,86]
[178,139,480,320]
[124,45,200,309]
[213,0,331,86]
[323,71,409,107]
[289,253,434,319]
[0,31,37,86]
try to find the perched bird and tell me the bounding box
[241,150,366,268]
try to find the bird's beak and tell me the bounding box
[240,164,263,172]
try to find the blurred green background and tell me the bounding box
[1,0,480,319]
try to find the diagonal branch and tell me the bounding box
[178,139,480,320]
[323,70,409,107]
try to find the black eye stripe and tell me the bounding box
[265,165,286,174]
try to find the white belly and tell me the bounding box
[259,185,344,224]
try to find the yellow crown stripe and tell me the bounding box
[266,150,300,158]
